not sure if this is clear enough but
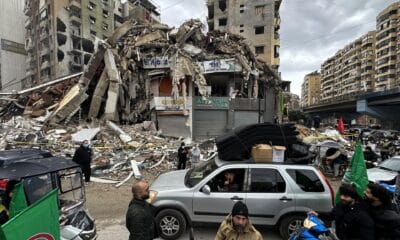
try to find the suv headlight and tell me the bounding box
[147,190,158,204]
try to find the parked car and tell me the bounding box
[367,156,400,183]
[0,149,97,240]
[149,157,335,239]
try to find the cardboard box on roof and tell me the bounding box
[251,144,273,163]
[273,145,286,163]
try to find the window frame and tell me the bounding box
[248,168,286,193]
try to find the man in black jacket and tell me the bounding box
[177,142,188,170]
[331,183,374,240]
[72,140,92,182]
[364,182,400,239]
[126,180,157,240]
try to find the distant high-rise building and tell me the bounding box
[375,2,399,91]
[320,31,376,103]
[301,71,321,107]
[0,0,26,92]
[24,0,160,89]
[206,0,281,71]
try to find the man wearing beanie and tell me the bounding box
[215,201,263,240]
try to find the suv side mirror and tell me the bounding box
[201,185,211,195]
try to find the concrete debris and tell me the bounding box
[71,128,101,143]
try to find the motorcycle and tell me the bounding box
[289,213,338,240]
[379,182,400,213]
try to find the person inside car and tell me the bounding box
[219,171,239,192]
[0,180,18,225]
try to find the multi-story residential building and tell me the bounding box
[114,0,160,28]
[319,32,376,103]
[207,0,281,71]
[0,0,26,92]
[375,2,399,91]
[24,0,159,89]
[301,71,320,107]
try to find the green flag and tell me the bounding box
[9,183,28,218]
[0,189,60,240]
[335,142,369,204]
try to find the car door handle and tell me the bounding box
[279,196,292,201]
[230,196,243,201]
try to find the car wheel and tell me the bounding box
[279,214,306,239]
[156,209,186,240]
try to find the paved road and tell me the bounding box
[98,223,282,240]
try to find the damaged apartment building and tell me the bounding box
[23,0,160,89]
[46,19,282,140]
[207,0,281,72]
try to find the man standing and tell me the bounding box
[126,180,157,240]
[177,142,188,170]
[331,183,374,240]
[72,139,92,183]
[364,183,400,239]
[191,144,201,168]
[215,201,262,240]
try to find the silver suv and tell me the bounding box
[149,157,335,239]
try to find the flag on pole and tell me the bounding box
[0,189,60,240]
[337,117,345,134]
[9,183,28,218]
[335,142,369,204]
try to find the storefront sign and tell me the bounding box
[197,58,242,74]
[152,97,192,110]
[194,97,229,109]
[143,57,171,69]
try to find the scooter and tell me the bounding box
[289,213,338,240]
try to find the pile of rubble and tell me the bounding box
[0,116,214,184]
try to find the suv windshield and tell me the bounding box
[378,158,400,172]
[185,159,218,187]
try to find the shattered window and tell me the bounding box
[219,18,227,26]
[218,0,226,11]
[255,26,265,35]
[255,46,264,54]
[89,15,96,24]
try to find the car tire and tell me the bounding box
[279,214,306,239]
[156,209,187,240]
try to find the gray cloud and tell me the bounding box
[156,0,398,96]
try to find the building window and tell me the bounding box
[219,18,227,26]
[255,46,264,54]
[254,26,264,34]
[240,29,244,33]
[103,9,109,18]
[240,24,244,27]
[89,16,96,24]
[255,5,265,15]
[90,30,96,36]
[88,1,96,10]
[218,0,226,11]
[102,22,108,30]
[274,45,280,57]
[239,4,245,13]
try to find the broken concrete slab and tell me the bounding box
[71,127,101,143]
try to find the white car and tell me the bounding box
[367,156,400,183]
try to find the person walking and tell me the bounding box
[215,201,262,240]
[191,144,201,168]
[177,142,188,170]
[126,180,158,240]
[72,139,92,183]
[364,183,400,239]
[331,183,374,240]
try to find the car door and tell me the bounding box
[245,166,296,226]
[192,166,248,223]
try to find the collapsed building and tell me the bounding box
[18,19,284,139]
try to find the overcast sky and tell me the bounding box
[155,0,398,96]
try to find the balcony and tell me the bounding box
[69,0,81,12]
[70,15,81,26]
[25,18,31,28]
[24,6,31,15]
[40,32,49,41]
[40,48,50,56]
[40,61,51,70]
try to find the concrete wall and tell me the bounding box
[0,0,26,92]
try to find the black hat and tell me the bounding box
[232,201,248,218]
